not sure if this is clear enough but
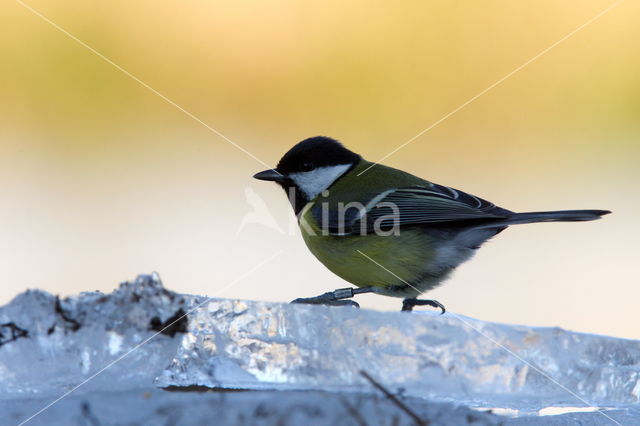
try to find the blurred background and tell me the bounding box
[1,1,638,338]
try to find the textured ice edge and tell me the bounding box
[0,274,638,424]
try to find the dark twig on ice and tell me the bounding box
[339,397,368,426]
[359,370,429,426]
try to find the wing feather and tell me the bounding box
[351,184,511,234]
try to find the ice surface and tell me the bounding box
[160,298,640,412]
[2,388,638,426]
[1,388,507,426]
[0,274,186,398]
[0,274,638,425]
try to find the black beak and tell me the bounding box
[253,169,286,182]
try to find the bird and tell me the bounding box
[253,136,610,312]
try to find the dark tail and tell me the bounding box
[503,209,611,226]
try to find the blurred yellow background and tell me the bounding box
[1,1,638,338]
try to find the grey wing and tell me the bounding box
[350,183,512,234]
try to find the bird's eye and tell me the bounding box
[300,162,314,172]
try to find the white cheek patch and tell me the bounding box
[289,164,351,200]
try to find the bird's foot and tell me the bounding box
[291,287,373,308]
[401,298,446,314]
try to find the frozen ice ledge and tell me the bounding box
[0,274,638,425]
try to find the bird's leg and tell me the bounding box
[291,287,374,308]
[401,298,446,314]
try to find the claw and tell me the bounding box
[401,298,446,314]
[291,298,360,308]
[290,293,332,305]
[328,300,360,308]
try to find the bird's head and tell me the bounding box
[253,136,361,212]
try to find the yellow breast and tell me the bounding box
[298,202,435,294]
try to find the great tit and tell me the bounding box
[253,136,610,312]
